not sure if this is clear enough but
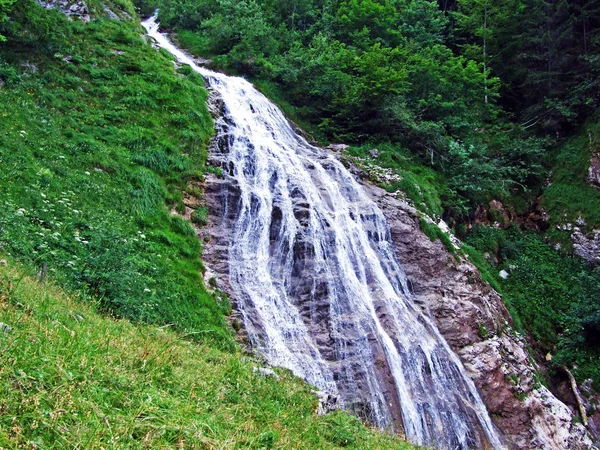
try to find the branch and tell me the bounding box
[560,365,588,428]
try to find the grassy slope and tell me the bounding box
[0,3,232,347]
[0,258,418,449]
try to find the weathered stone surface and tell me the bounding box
[327,143,349,152]
[200,76,596,447]
[588,151,600,189]
[572,229,600,266]
[37,0,91,22]
[362,181,596,449]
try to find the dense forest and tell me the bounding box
[0,0,600,445]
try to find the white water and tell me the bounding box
[143,15,505,450]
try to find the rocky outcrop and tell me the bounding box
[37,0,91,22]
[199,79,596,448]
[572,228,600,266]
[363,183,596,449]
[588,151,600,189]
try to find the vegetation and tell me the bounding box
[465,226,600,389]
[0,258,418,449]
[0,0,233,348]
[0,2,420,448]
[542,109,600,230]
[1,0,600,442]
[138,0,600,390]
[142,0,596,217]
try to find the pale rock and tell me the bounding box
[312,389,339,415]
[201,87,597,448]
[572,228,600,266]
[37,0,91,22]
[362,181,597,449]
[499,269,509,279]
[327,143,349,152]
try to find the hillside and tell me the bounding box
[1,0,600,448]
[0,257,417,449]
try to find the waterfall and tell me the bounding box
[143,15,505,450]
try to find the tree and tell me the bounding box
[0,0,16,42]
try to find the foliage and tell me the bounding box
[465,226,600,388]
[542,110,600,230]
[145,0,551,221]
[0,0,15,42]
[453,0,600,133]
[0,260,418,449]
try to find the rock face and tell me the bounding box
[37,1,91,22]
[199,83,596,449]
[363,183,596,449]
[572,228,600,266]
[588,151,600,189]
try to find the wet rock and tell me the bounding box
[313,390,340,415]
[200,71,596,448]
[369,148,379,158]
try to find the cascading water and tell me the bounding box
[143,15,505,450]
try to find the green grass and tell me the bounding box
[0,258,419,449]
[0,5,233,348]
